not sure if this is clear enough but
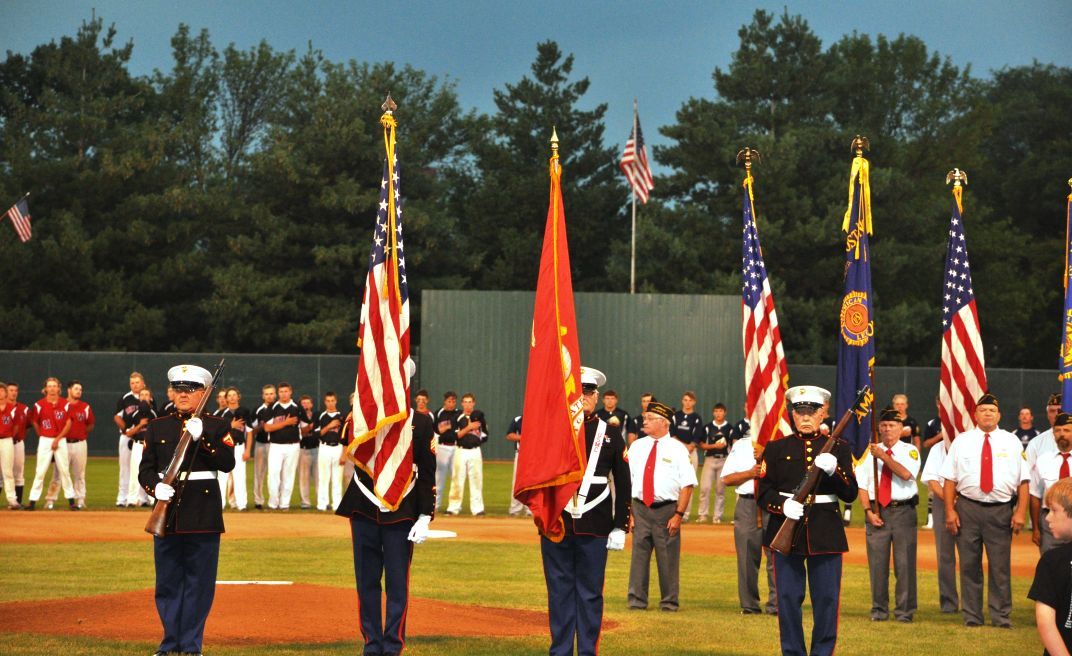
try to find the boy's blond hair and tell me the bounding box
[1046,477,1072,514]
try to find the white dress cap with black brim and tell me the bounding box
[167,364,213,392]
[580,366,607,391]
[786,385,831,409]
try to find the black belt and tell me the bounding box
[738,493,755,500]
[958,495,1012,508]
[886,495,918,508]
[634,498,676,509]
[707,453,726,458]
[460,445,481,450]
[321,441,340,447]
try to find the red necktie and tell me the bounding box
[642,439,658,507]
[1061,453,1071,480]
[878,449,894,507]
[979,433,993,494]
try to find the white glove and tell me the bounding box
[606,528,626,551]
[408,514,432,544]
[185,417,203,441]
[814,452,837,476]
[154,482,175,501]
[783,497,804,520]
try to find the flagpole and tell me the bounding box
[630,99,638,295]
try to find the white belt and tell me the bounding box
[159,471,217,481]
[780,491,837,504]
[354,469,416,512]
[564,479,610,516]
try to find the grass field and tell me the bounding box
[0,456,1044,655]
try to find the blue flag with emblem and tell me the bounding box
[834,150,875,460]
[1061,191,1072,412]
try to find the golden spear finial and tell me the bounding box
[381,92,397,114]
[551,126,559,154]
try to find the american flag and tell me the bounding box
[939,185,987,443]
[349,142,415,510]
[620,109,654,203]
[5,197,31,242]
[740,176,791,445]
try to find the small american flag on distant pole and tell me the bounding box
[738,149,791,445]
[938,169,988,444]
[621,100,654,294]
[5,196,31,242]
[620,104,654,203]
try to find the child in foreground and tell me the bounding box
[1030,476,1072,655]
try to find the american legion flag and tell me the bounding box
[349,114,415,510]
[835,153,876,460]
[1063,191,1072,410]
[938,181,988,443]
[740,171,791,445]
[620,106,654,203]
[6,196,31,242]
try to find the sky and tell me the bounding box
[2,0,1070,163]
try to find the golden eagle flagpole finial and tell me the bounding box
[736,147,761,174]
[851,135,870,157]
[946,168,968,187]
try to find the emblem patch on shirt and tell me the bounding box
[909,449,919,460]
[223,434,234,447]
[759,460,767,478]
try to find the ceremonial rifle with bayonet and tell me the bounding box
[769,385,871,555]
[145,359,226,538]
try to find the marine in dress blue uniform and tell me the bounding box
[541,367,631,656]
[138,365,235,656]
[757,385,858,656]
[335,410,436,656]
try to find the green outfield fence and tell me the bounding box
[0,290,1062,458]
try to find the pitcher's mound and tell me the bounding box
[0,583,585,645]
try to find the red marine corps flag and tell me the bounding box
[347,96,416,510]
[514,129,586,542]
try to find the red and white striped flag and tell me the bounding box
[939,182,987,443]
[620,106,654,203]
[5,197,31,242]
[348,111,415,510]
[740,172,791,445]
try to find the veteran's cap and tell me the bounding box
[1055,412,1072,427]
[645,400,675,421]
[1049,393,1063,407]
[167,365,212,392]
[976,392,999,409]
[879,407,904,423]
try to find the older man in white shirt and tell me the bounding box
[1030,411,1072,554]
[940,393,1029,628]
[721,432,777,615]
[626,399,697,612]
[920,438,958,613]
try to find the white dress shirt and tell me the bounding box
[939,427,1028,503]
[627,433,697,503]
[1027,428,1057,471]
[1030,449,1072,508]
[920,442,947,485]
[721,437,759,496]
[854,440,922,501]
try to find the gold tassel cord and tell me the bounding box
[842,156,873,235]
[380,110,400,305]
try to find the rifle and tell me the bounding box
[145,359,226,538]
[769,386,871,555]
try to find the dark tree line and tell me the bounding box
[1,11,1070,369]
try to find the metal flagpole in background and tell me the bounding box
[630,99,638,295]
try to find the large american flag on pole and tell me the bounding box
[939,180,987,443]
[741,171,791,445]
[348,110,415,510]
[620,106,654,203]
[5,197,31,242]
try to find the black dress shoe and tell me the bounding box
[25,500,35,511]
